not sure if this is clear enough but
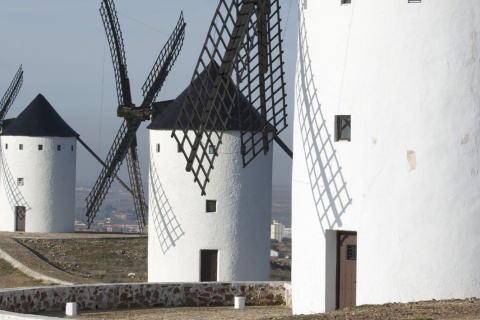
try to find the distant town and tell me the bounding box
[74,182,292,236]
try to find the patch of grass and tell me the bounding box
[0,258,17,275]
[270,269,291,281]
[18,237,148,283]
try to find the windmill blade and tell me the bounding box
[88,1,186,228]
[237,0,288,166]
[172,0,288,195]
[0,65,23,121]
[139,12,186,112]
[126,142,148,231]
[85,119,141,227]
[100,0,133,107]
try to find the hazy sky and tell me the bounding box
[0,0,297,188]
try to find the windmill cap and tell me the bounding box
[1,93,79,137]
[148,62,272,131]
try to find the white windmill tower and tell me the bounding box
[148,0,291,282]
[0,94,78,232]
[292,0,480,314]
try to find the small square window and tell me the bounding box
[5,144,7,150]
[38,145,43,151]
[19,144,23,150]
[206,200,217,213]
[17,178,24,186]
[57,145,61,151]
[335,115,351,141]
[156,144,160,153]
[209,145,216,155]
[341,0,351,5]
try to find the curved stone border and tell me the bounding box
[0,282,291,316]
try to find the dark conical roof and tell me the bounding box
[148,62,265,131]
[1,94,78,137]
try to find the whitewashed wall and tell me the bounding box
[293,0,480,314]
[148,130,272,282]
[0,136,76,232]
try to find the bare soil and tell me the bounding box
[17,237,148,283]
[2,233,480,319]
[34,299,480,320]
[275,299,480,320]
[0,258,46,288]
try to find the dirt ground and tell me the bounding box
[2,232,480,319]
[0,258,46,288]
[35,299,480,320]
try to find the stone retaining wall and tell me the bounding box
[0,282,291,314]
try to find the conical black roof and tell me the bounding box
[2,94,78,137]
[148,62,265,131]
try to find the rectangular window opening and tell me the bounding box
[57,145,61,151]
[341,0,352,5]
[17,178,24,186]
[335,115,351,141]
[38,145,43,151]
[156,143,160,153]
[408,0,421,3]
[19,144,23,150]
[71,145,74,151]
[206,200,217,213]
[5,144,8,150]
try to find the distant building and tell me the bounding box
[293,0,480,315]
[0,94,77,232]
[270,220,285,242]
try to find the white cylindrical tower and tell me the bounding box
[0,94,77,233]
[147,71,273,282]
[293,0,480,314]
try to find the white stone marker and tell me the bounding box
[66,302,78,316]
[234,296,245,309]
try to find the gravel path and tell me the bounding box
[38,306,292,319]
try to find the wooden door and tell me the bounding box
[15,206,26,232]
[200,250,218,281]
[336,231,357,309]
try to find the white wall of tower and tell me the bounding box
[148,130,272,282]
[0,136,77,232]
[293,0,480,314]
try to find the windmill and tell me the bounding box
[172,0,291,196]
[0,65,23,129]
[85,0,186,232]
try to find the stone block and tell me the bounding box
[234,296,245,309]
[66,302,77,316]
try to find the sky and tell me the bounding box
[0,0,297,189]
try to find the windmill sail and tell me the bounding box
[172,0,288,196]
[85,0,186,230]
[0,65,23,122]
